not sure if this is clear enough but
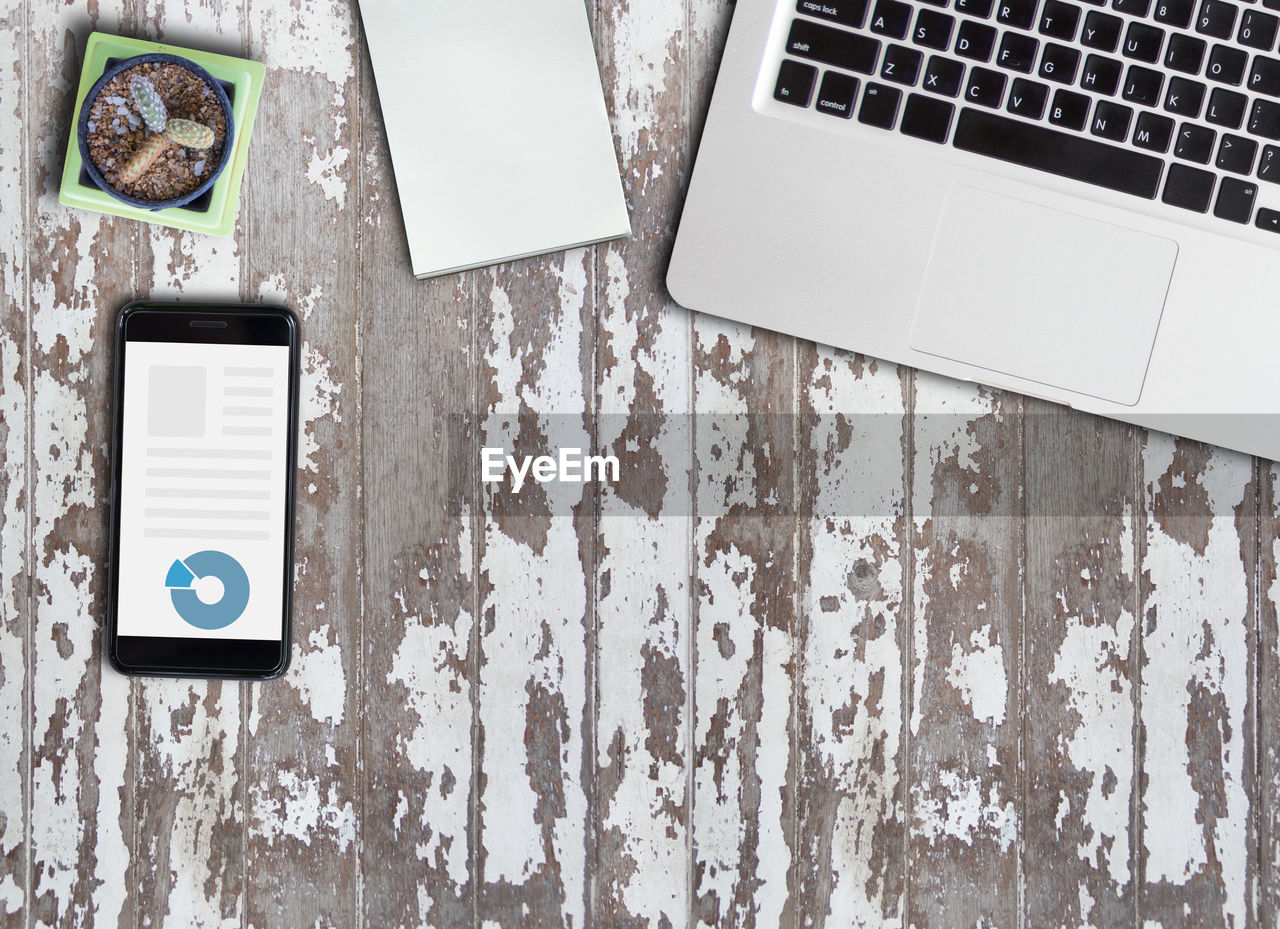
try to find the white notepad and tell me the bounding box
[358,0,632,279]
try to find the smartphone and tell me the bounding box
[106,302,300,678]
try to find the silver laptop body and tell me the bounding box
[669,0,1280,459]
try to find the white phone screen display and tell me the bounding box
[116,340,291,641]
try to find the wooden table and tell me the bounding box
[2,2,1277,927]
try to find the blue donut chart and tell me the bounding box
[166,550,251,630]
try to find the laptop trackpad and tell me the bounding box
[909,185,1178,406]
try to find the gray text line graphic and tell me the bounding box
[224,386,273,397]
[223,406,273,416]
[144,528,270,541]
[146,468,270,480]
[146,508,270,520]
[148,448,271,459]
[224,366,272,377]
[146,488,271,500]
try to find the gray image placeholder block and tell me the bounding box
[148,366,206,437]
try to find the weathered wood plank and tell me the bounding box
[357,21,477,929]
[474,252,595,926]
[793,349,908,928]
[1022,404,1139,929]
[907,376,1021,929]
[1138,436,1254,929]
[591,0,697,924]
[1261,460,1278,929]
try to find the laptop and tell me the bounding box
[668,0,1280,460]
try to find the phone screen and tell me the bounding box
[110,306,297,676]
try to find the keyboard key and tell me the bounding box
[859,81,904,125]
[957,0,997,15]
[1256,206,1280,229]
[953,106,1165,195]
[1162,162,1216,209]
[1082,10,1123,49]
[1155,0,1197,27]
[1008,76,1052,115]
[1050,87,1092,127]
[1135,110,1177,149]
[957,20,998,59]
[797,0,871,28]
[1248,97,1280,136]
[775,59,819,106]
[901,92,956,140]
[998,31,1041,70]
[883,44,925,83]
[1040,42,1082,81]
[1196,0,1239,37]
[1082,54,1124,93]
[788,19,883,72]
[1250,56,1280,95]
[997,0,1040,28]
[816,71,860,116]
[1214,175,1257,220]
[1123,21,1166,61]
[1206,44,1248,83]
[1040,0,1083,38]
[965,66,1009,104]
[1114,0,1152,15]
[1164,34,1207,72]
[1165,75,1207,114]
[871,0,914,37]
[1175,121,1217,160]
[1123,65,1165,103]
[1207,86,1248,124]
[1258,142,1280,179]
[1091,99,1134,138]
[1238,8,1280,47]
[1216,132,1258,170]
[924,54,966,93]
[914,8,957,48]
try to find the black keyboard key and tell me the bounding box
[1165,75,1207,114]
[901,92,956,139]
[1207,86,1248,124]
[883,44,925,83]
[957,0,997,15]
[1164,34,1208,72]
[1238,7,1280,47]
[1248,97,1280,136]
[1123,21,1166,61]
[1092,99,1134,138]
[1249,56,1280,95]
[1216,132,1258,170]
[1082,54,1124,93]
[953,106,1165,195]
[997,0,1040,28]
[775,59,819,106]
[859,81,904,126]
[914,8,957,47]
[1258,206,1280,229]
[1196,0,1239,37]
[1264,0,1280,9]
[1162,162,1216,209]
[1155,0,1197,27]
[1135,110,1177,149]
[998,31,1041,70]
[1175,121,1217,160]
[956,20,999,59]
[1008,76,1052,115]
[1214,175,1257,220]
[797,0,871,28]
[1040,42,1082,80]
[817,71,860,115]
[1123,65,1165,103]
[1040,0,1083,38]
[1258,142,1280,179]
[1114,0,1152,15]
[871,0,914,37]
[1207,43,1248,83]
[1050,87,1092,127]
[788,19,882,72]
[965,66,1009,104]
[1082,10,1123,49]
[924,54,966,93]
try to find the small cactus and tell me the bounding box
[164,118,215,150]
[119,133,170,183]
[129,75,167,133]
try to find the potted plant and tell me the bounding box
[76,53,234,211]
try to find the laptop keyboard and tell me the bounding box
[773,0,1280,228]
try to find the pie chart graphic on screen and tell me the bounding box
[165,550,251,630]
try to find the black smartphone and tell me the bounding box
[106,302,300,679]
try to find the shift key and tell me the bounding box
[786,19,881,74]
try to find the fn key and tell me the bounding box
[859,83,903,129]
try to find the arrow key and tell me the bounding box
[1255,205,1280,230]
[1215,175,1257,221]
